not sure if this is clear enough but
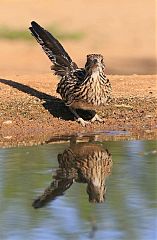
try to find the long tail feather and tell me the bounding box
[29,21,77,75]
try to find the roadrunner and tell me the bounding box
[29,21,112,126]
[32,138,112,208]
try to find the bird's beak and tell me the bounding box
[92,59,99,69]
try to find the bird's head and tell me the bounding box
[86,181,106,203]
[85,54,105,74]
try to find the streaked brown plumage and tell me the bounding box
[32,137,112,208]
[29,21,112,126]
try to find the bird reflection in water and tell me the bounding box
[32,136,112,208]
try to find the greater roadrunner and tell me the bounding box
[32,137,112,208]
[29,21,112,126]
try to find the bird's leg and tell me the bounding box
[91,114,104,123]
[69,107,91,127]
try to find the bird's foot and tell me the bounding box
[91,114,104,123]
[77,117,91,127]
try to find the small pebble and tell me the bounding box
[3,136,12,139]
[2,120,13,125]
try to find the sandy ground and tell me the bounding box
[0,74,156,147]
[0,1,156,147]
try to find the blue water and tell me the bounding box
[0,139,156,240]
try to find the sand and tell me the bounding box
[0,74,156,147]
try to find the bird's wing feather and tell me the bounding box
[74,68,86,82]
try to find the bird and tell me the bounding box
[32,136,112,208]
[29,21,112,126]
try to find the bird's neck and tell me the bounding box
[88,68,106,85]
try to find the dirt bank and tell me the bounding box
[0,74,156,147]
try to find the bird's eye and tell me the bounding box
[93,59,98,64]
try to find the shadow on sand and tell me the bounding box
[0,78,94,121]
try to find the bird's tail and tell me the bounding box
[29,21,77,76]
[32,179,73,208]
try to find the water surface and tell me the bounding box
[0,138,156,240]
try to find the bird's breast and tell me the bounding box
[73,74,110,108]
[57,72,111,109]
